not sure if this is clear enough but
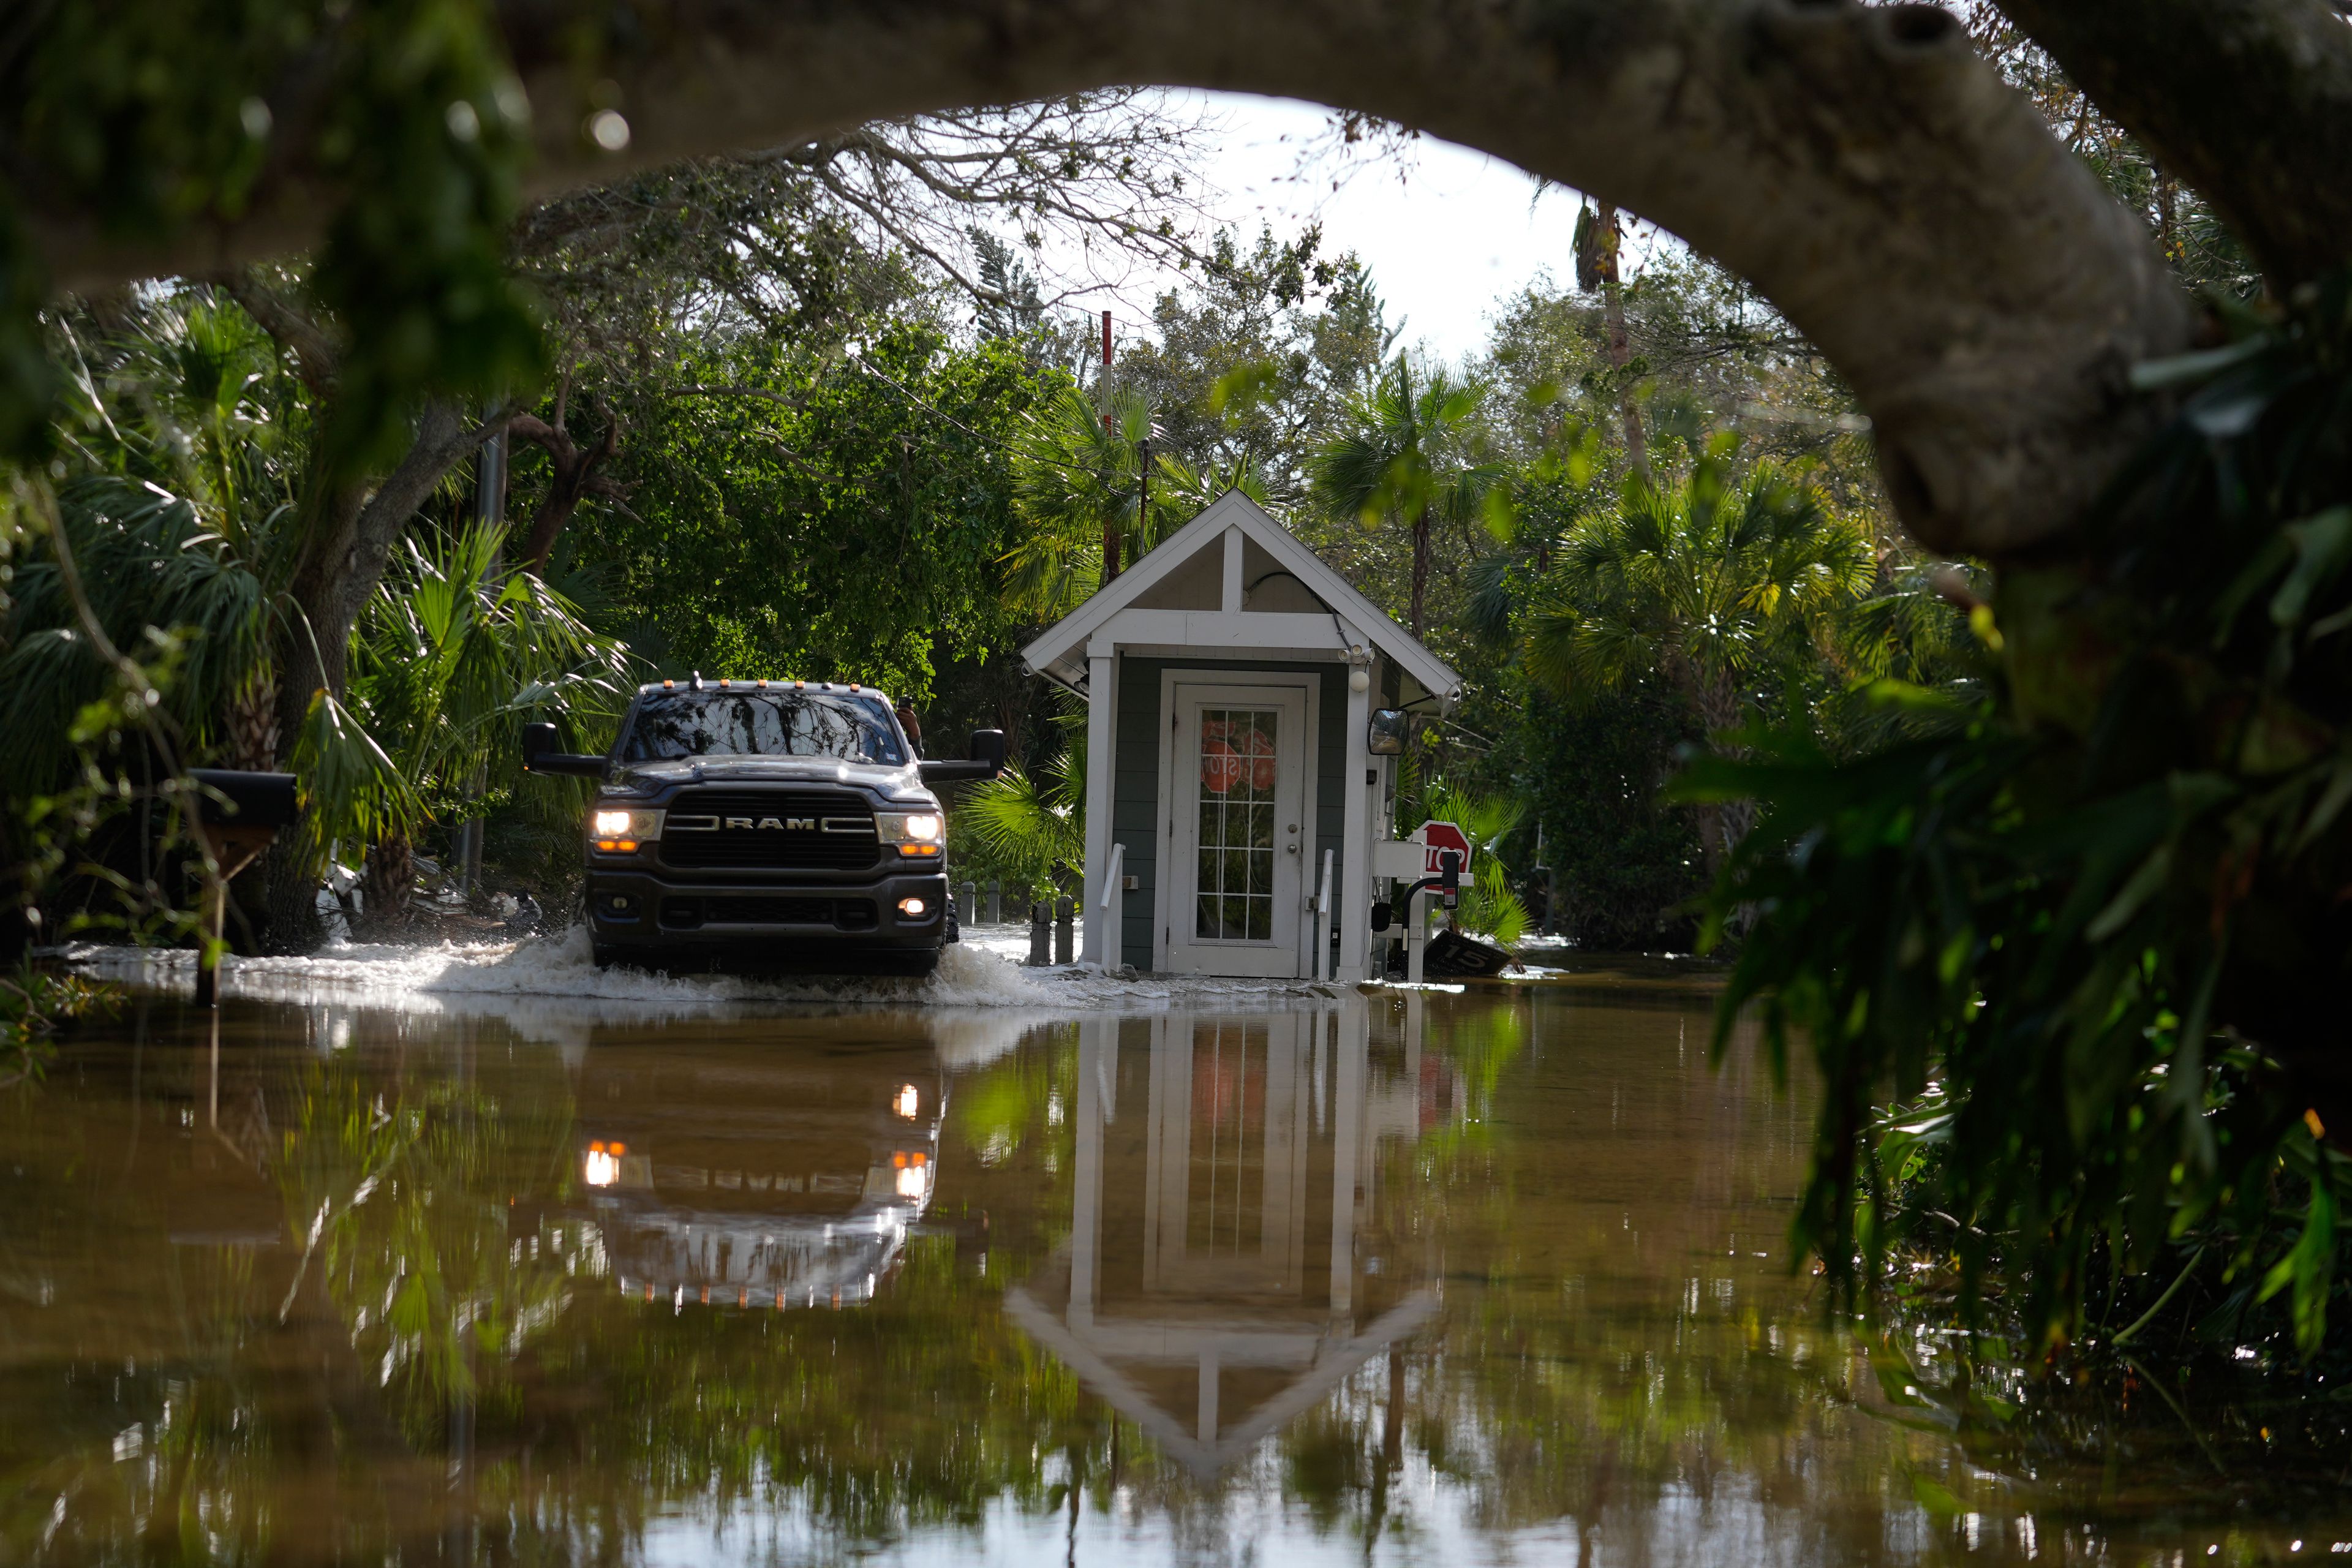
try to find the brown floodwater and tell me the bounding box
[4,959,2347,1566]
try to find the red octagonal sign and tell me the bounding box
[1418,820,1473,877]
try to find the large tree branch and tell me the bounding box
[23,0,2197,556]
[218,270,340,396]
[1996,0,2352,288]
[508,398,621,570]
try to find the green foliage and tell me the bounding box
[1685,276,2352,1361]
[287,685,420,871]
[1114,226,1391,509]
[1515,679,1706,948]
[575,327,1051,702]
[1003,378,1174,617]
[7,1,546,468]
[0,963,118,1086]
[1314,361,1496,540]
[1481,251,1879,510]
[1311,358,1502,635]
[0,477,272,791]
[1417,777,1530,945]
[352,521,628,815]
[1524,437,1875,731]
[955,736,1087,900]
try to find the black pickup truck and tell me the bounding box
[521,677,1004,974]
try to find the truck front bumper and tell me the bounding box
[586,867,951,952]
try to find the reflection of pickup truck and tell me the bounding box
[522,677,1004,974]
[559,1036,948,1311]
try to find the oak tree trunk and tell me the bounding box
[32,0,2200,562]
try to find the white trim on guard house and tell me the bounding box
[1019,492,1463,981]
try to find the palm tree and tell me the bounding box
[956,748,1088,902]
[342,521,630,918]
[9,290,628,932]
[1002,382,1159,617]
[1311,359,1500,639]
[1004,380,1280,620]
[1524,436,1874,869]
[1423,777,1532,946]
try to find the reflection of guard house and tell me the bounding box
[1003,997,1454,1476]
[1020,492,1463,979]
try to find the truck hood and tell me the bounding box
[610,755,931,802]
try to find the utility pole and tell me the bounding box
[1100,309,1121,584]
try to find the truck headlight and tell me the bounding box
[590,807,664,851]
[876,811,944,857]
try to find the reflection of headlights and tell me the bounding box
[895,1164,926,1199]
[584,1139,628,1187]
[876,811,944,856]
[894,1084,919,1120]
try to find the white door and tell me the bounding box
[1162,683,1310,976]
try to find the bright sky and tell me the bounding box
[1098,92,1594,368]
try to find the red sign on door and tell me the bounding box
[1419,820,1473,876]
[1199,717,1277,795]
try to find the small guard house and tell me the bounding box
[1020,492,1462,980]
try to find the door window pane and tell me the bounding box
[1194,707,1278,941]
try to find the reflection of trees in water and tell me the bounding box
[1,1006,1120,1563]
[9,989,2283,1566]
[0,1006,586,1563]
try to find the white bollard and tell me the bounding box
[1313,848,1333,983]
[1406,889,1428,985]
[1096,840,1126,973]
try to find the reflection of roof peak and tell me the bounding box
[1004,1282,1439,1481]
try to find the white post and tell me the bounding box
[1313,848,1333,982]
[1406,882,1428,984]
[1096,840,1126,973]
[1329,996,1366,1316]
[1336,636,1375,980]
[1070,1016,1108,1332]
[1079,638,1118,966]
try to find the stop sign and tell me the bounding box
[1418,821,1473,876]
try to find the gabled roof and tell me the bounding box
[1019,491,1461,706]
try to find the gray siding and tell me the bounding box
[1107,656,1347,968]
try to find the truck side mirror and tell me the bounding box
[969,729,1007,777]
[521,722,608,778]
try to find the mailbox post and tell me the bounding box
[1395,821,1471,984]
[186,769,298,1008]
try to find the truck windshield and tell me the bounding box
[620,690,905,764]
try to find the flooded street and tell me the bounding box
[4,959,2345,1566]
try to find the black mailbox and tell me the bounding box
[188,769,299,829]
